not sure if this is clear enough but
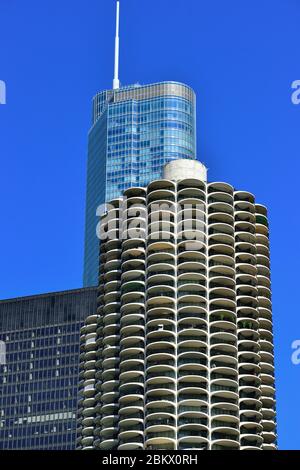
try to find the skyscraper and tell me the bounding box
[0,288,97,450]
[77,160,277,450]
[83,2,197,286]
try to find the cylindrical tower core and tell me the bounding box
[164,159,208,183]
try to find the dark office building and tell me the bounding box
[0,287,97,450]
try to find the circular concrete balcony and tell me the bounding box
[256,234,269,251]
[119,382,144,404]
[210,344,238,368]
[118,434,144,450]
[211,436,240,450]
[178,346,208,365]
[209,197,233,212]
[235,209,256,225]
[209,220,234,238]
[99,437,118,450]
[147,188,176,206]
[234,190,255,203]
[145,435,176,450]
[178,290,207,310]
[147,329,175,349]
[238,349,260,366]
[235,218,256,236]
[211,421,239,442]
[82,380,96,398]
[177,225,206,244]
[209,235,235,257]
[178,433,209,450]
[209,211,234,228]
[147,253,175,270]
[208,181,233,194]
[178,205,206,223]
[255,219,269,237]
[240,420,263,443]
[124,185,146,198]
[211,408,238,426]
[178,177,206,190]
[145,391,176,410]
[178,189,206,205]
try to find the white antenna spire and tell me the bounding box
[113,1,120,90]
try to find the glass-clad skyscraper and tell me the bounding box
[0,288,97,450]
[83,81,197,287]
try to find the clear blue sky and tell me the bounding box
[0,0,299,449]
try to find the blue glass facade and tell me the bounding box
[83,81,197,286]
[0,288,97,449]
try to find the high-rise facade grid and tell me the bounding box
[0,288,97,450]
